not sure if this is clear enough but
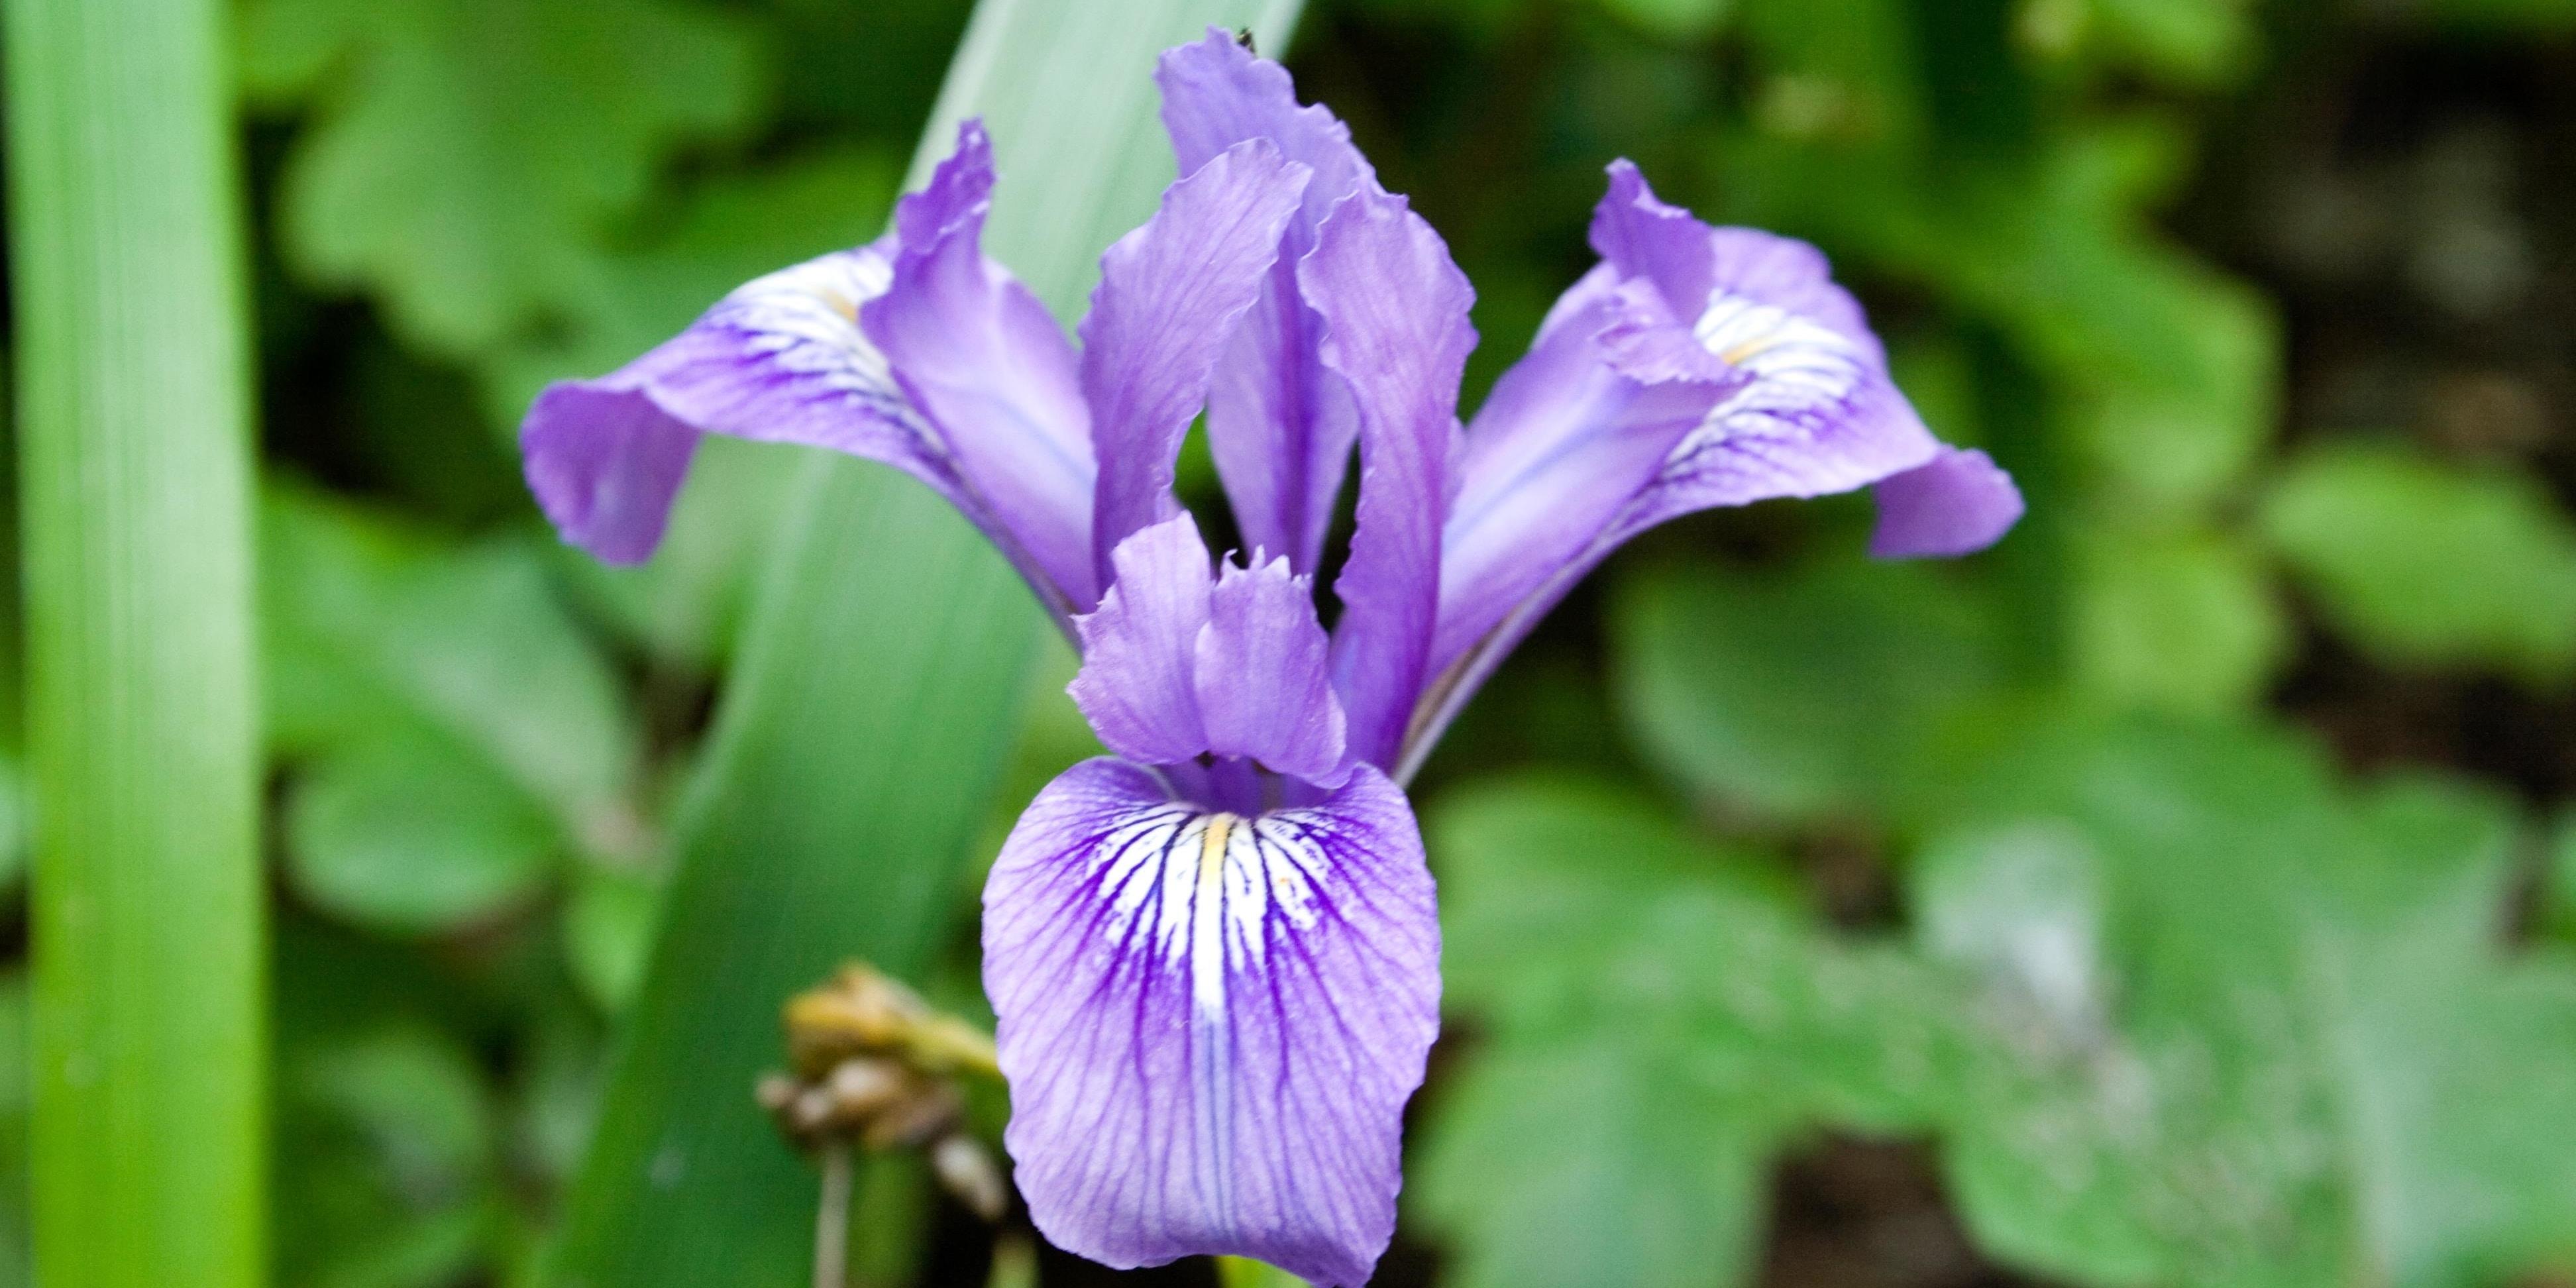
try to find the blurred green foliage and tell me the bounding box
[0,0,2572,1283]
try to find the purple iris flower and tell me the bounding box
[520,30,2020,1287]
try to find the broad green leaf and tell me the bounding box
[10,0,268,1278]
[284,729,557,931]
[264,486,638,835]
[1419,778,1949,1288]
[1613,559,2008,824]
[263,486,643,934]
[2306,902,2576,1287]
[550,7,1311,1285]
[239,0,762,354]
[2070,526,2286,713]
[2261,443,2576,682]
[1739,0,1926,147]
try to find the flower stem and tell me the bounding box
[814,1140,854,1288]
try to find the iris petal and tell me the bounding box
[519,242,954,564]
[863,123,1100,614]
[1158,29,1383,575]
[1083,138,1310,576]
[1406,161,2013,780]
[518,120,1106,631]
[1301,190,1476,771]
[1870,447,2025,558]
[1197,553,1348,784]
[984,759,1439,1288]
[1069,515,1218,767]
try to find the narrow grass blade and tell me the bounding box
[551,3,1306,1285]
[1,1,266,1286]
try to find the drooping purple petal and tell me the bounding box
[1870,447,2024,557]
[1602,172,1943,541]
[1397,162,2018,782]
[863,123,1101,612]
[521,242,958,565]
[1431,276,1737,673]
[1158,30,1384,574]
[1195,554,1348,785]
[1301,191,1476,770]
[1069,515,1216,766]
[983,758,1440,1288]
[1084,140,1310,576]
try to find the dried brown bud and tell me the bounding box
[760,961,1011,1224]
[784,963,932,1078]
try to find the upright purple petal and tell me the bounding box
[1301,191,1476,770]
[984,759,1440,1288]
[521,241,957,565]
[863,124,1100,612]
[1083,141,1310,576]
[1069,515,1216,766]
[1158,31,1384,574]
[1195,555,1348,785]
[1870,447,2024,557]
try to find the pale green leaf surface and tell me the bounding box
[2082,0,2250,83]
[264,486,639,838]
[1598,0,1735,40]
[1917,720,2565,1288]
[2070,527,2287,714]
[264,487,643,935]
[2261,444,2576,682]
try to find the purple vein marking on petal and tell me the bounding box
[521,241,953,566]
[985,761,1437,1287]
